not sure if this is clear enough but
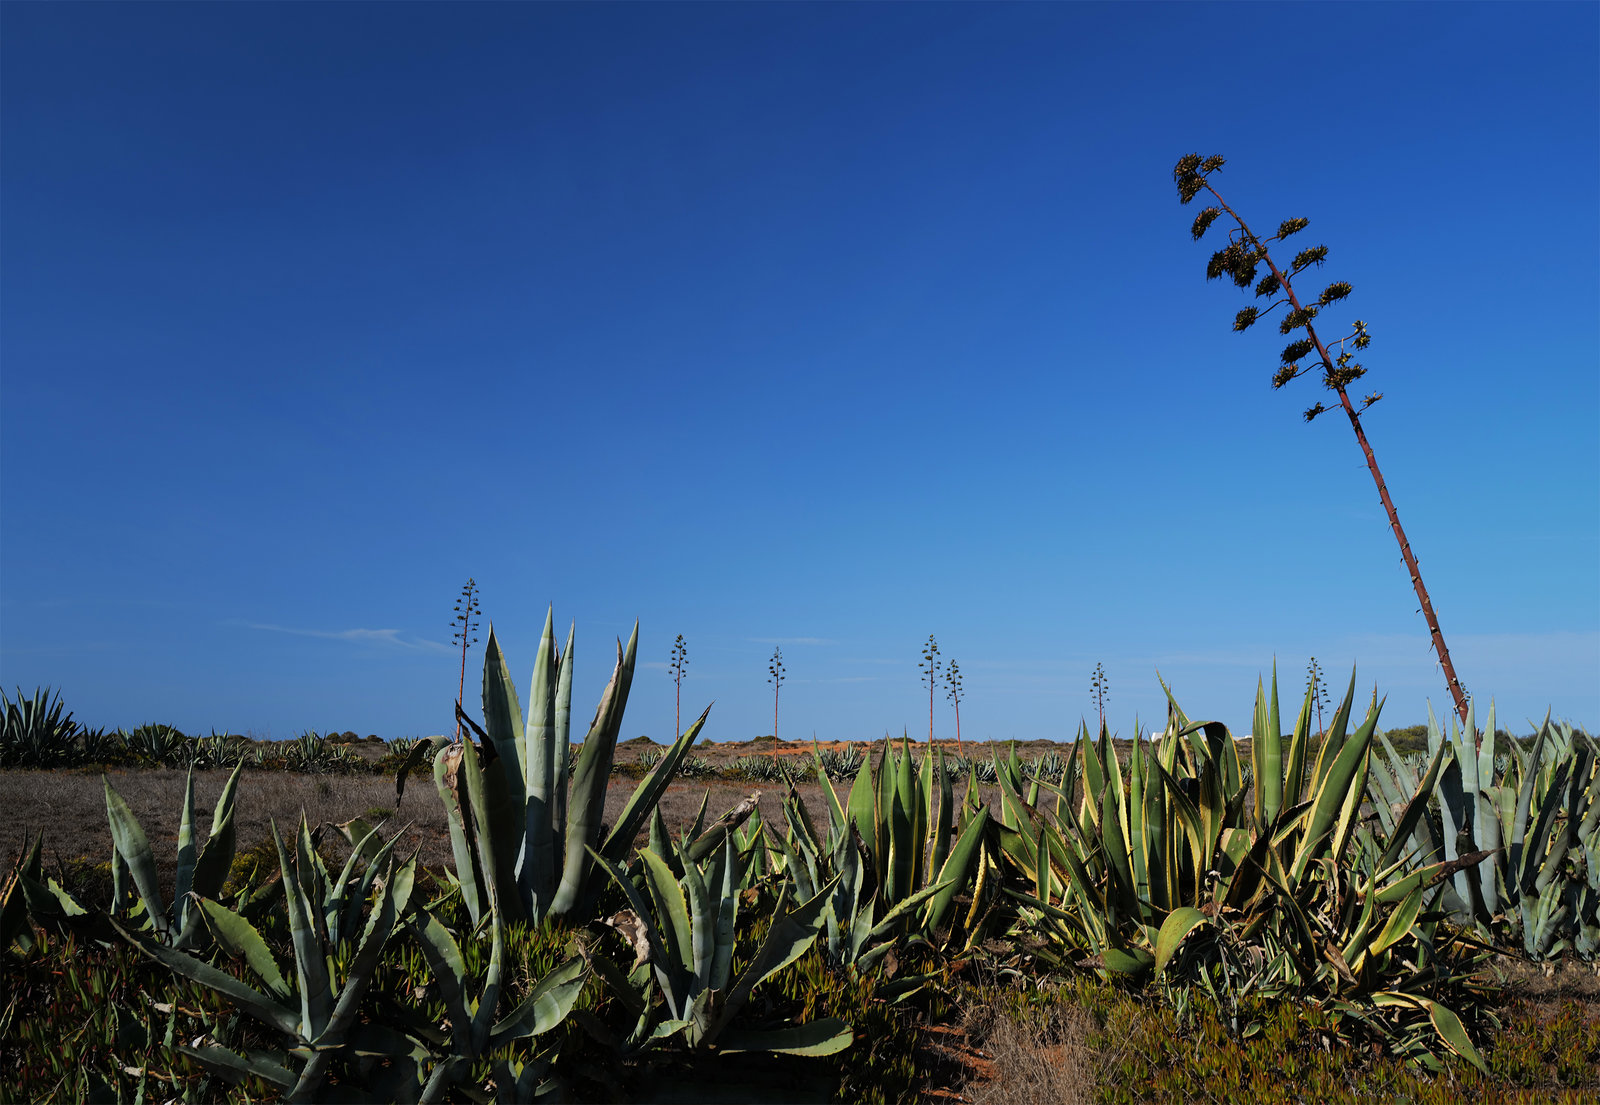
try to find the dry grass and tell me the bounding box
[0,767,836,891]
[956,988,1099,1105]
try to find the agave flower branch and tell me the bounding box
[1175,153,1470,729]
[450,578,482,740]
[945,659,964,755]
[669,634,688,739]
[767,647,785,766]
[919,636,941,748]
[1090,662,1109,735]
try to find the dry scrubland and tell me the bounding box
[6,734,1600,1102]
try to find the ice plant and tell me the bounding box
[1175,154,1469,728]
[450,578,481,740]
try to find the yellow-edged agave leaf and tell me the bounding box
[1377,739,1451,872]
[1290,694,1381,882]
[1252,671,1284,830]
[1370,992,1487,1074]
[925,806,989,936]
[1368,885,1424,959]
[1153,906,1210,975]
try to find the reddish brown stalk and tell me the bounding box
[1202,183,1471,729]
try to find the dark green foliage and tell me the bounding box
[1,687,123,769]
[2,927,274,1102]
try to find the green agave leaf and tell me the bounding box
[925,806,990,937]
[846,749,878,859]
[869,878,956,941]
[103,775,167,937]
[489,954,587,1048]
[1100,945,1155,976]
[195,896,292,1001]
[112,918,297,1037]
[640,848,693,975]
[1368,885,1424,960]
[1290,691,1381,882]
[173,770,198,936]
[190,762,244,905]
[179,1043,298,1091]
[274,821,332,1041]
[705,875,839,1044]
[1153,906,1210,976]
[718,1017,854,1056]
[551,625,638,917]
[1377,739,1450,873]
[1369,991,1487,1074]
[412,909,475,1055]
[515,613,551,909]
[601,705,713,868]
[482,622,528,802]
[811,737,847,829]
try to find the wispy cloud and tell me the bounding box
[233,622,451,652]
[748,637,836,646]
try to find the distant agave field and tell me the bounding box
[3,616,1598,1102]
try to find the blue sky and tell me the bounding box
[3,2,1595,743]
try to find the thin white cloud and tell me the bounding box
[748,637,836,646]
[234,621,451,652]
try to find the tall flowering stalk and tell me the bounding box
[945,659,964,755]
[919,636,941,748]
[1090,662,1108,736]
[1175,153,1469,729]
[450,578,481,740]
[767,647,785,766]
[669,635,688,739]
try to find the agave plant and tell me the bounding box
[1,686,81,768]
[285,730,362,774]
[100,763,245,949]
[815,744,866,782]
[124,723,190,767]
[765,739,991,972]
[115,817,421,1102]
[728,754,806,783]
[1368,706,1600,959]
[592,833,853,1056]
[998,670,1489,1072]
[428,608,713,928]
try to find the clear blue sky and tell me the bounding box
[3,2,1595,743]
